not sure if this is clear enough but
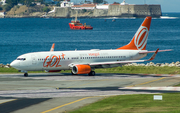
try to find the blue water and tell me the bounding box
[0,13,180,65]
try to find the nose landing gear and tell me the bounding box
[20,70,28,77]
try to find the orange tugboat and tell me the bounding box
[69,13,93,30]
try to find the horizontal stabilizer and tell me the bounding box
[139,49,172,54]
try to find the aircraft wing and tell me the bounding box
[89,48,159,66]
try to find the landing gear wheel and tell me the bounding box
[88,71,95,76]
[71,71,77,75]
[24,73,28,77]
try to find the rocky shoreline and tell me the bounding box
[1,62,180,69]
[124,61,180,67]
[0,64,11,68]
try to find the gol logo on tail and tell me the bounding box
[134,26,149,50]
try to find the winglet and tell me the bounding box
[50,43,55,51]
[147,48,159,61]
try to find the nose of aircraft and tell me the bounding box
[10,60,19,69]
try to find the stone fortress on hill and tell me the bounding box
[50,0,162,18]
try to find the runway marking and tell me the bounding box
[41,97,93,113]
[0,99,17,104]
[127,77,166,87]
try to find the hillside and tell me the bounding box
[5,5,54,18]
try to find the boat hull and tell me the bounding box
[69,23,93,30]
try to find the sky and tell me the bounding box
[71,0,180,12]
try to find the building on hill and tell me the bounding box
[0,11,5,18]
[96,4,109,9]
[121,0,128,5]
[60,0,74,7]
[0,0,6,5]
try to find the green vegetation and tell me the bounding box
[3,0,47,11]
[42,6,50,13]
[174,84,180,87]
[0,67,44,73]
[69,93,180,113]
[95,66,180,74]
[93,0,103,4]
[82,9,87,13]
[6,0,44,6]
[53,0,63,1]
[1,66,180,74]
[2,4,12,11]
[0,6,3,11]
[0,67,20,73]
[103,0,108,4]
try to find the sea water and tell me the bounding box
[0,13,180,65]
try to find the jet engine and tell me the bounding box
[72,65,91,74]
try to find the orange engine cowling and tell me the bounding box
[72,65,91,74]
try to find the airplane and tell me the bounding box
[10,16,171,77]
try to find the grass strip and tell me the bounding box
[95,66,180,74]
[69,93,180,113]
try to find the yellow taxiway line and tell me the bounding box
[41,97,92,113]
[127,77,166,87]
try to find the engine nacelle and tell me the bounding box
[72,65,91,74]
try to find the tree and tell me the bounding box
[3,4,12,11]
[36,0,44,3]
[24,0,34,6]
[5,0,17,6]
[113,2,120,4]
[93,0,103,4]
[53,0,63,2]
[0,6,3,11]
[103,0,108,4]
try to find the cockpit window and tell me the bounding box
[17,58,26,61]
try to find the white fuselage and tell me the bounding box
[10,49,147,71]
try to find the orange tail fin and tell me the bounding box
[117,16,152,50]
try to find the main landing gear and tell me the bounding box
[71,71,95,76]
[24,73,28,77]
[88,71,95,76]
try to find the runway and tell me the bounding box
[0,73,180,113]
